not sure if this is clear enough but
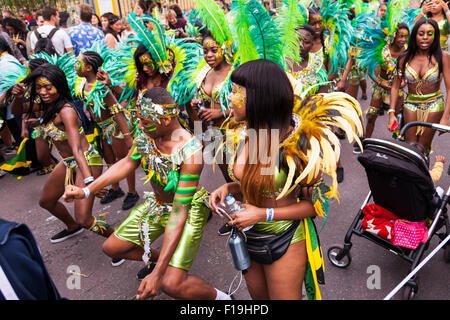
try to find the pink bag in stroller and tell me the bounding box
[393,220,429,250]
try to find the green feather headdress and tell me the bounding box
[0,59,27,94]
[127,12,173,75]
[31,51,77,93]
[230,0,284,67]
[320,0,353,74]
[275,0,308,67]
[194,0,234,63]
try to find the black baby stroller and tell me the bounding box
[327,121,450,300]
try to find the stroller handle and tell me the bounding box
[398,121,450,139]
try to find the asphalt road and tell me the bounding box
[1,85,449,301]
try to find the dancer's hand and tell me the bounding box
[387,113,398,132]
[11,83,26,98]
[190,99,202,112]
[96,69,111,86]
[24,118,41,128]
[435,155,446,164]
[209,184,230,214]
[94,188,108,198]
[228,204,265,232]
[198,108,223,122]
[136,273,162,300]
[336,80,345,92]
[441,0,449,13]
[63,185,85,202]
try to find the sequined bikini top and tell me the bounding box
[42,120,84,142]
[405,62,440,85]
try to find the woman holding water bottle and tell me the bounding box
[209,60,363,300]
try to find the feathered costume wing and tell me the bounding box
[0,59,27,94]
[277,92,364,202]
[274,0,308,67]
[230,0,284,67]
[320,0,354,74]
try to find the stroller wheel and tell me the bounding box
[327,245,352,268]
[402,285,417,300]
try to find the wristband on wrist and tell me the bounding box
[446,10,450,15]
[387,109,395,114]
[83,176,94,185]
[265,208,274,222]
[82,187,90,199]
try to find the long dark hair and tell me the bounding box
[105,14,122,41]
[2,17,27,36]
[230,59,293,130]
[23,63,75,124]
[399,19,443,77]
[230,59,294,205]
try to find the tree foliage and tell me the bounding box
[0,0,68,14]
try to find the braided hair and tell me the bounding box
[80,51,104,74]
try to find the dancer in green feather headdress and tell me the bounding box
[168,0,236,185]
[355,0,412,150]
[74,48,140,211]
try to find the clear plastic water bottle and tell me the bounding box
[224,195,253,232]
[228,227,251,271]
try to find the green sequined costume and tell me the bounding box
[114,132,209,270]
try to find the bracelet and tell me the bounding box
[446,10,450,15]
[82,187,90,199]
[387,109,395,114]
[39,118,43,125]
[83,176,94,185]
[265,208,274,222]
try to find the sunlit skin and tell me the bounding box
[36,77,59,104]
[308,14,323,39]
[417,23,436,50]
[203,37,224,68]
[137,115,160,139]
[227,83,247,122]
